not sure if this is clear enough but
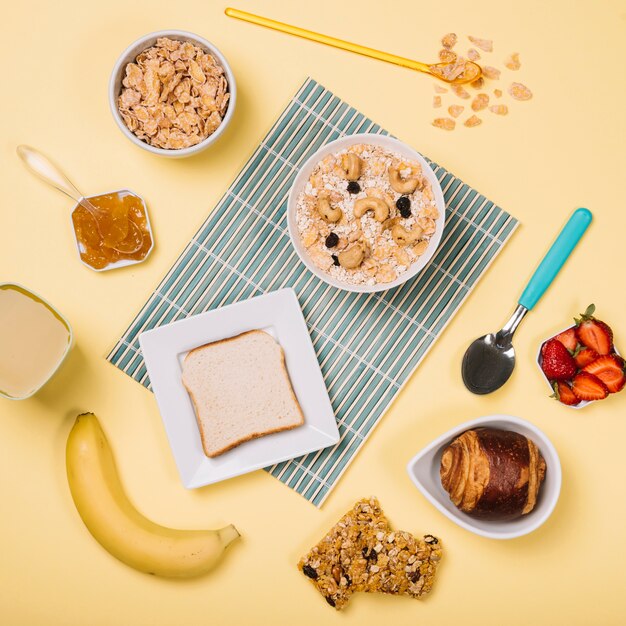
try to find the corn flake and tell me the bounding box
[448,105,464,118]
[482,66,501,80]
[439,49,457,63]
[434,84,448,94]
[452,85,471,99]
[494,88,503,98]
[432,118,456,131]
[504,53,521,70]
[471,77,484,89]
[468,36,493,52]
[433,96,442,108]
[509,82,533,100]
[489,105,509,115]
[467,48,481,61]
[471,93,489,111]
[441,32,458,49]
[464,115,482,127]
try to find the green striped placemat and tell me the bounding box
[108,77,518,507]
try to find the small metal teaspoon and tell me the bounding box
[462,208,593,394]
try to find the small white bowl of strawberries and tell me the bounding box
[538,304,624,408]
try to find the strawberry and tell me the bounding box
[575,304,613,356]
[583,355,626,393]
[551,381,579,406]
[541,339,577,380]
[573,346,599,369]
[571,371,609,402]
[554,327,577,352]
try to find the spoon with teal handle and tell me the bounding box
[462,208,593,394]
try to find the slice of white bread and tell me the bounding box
[182,330,305,458]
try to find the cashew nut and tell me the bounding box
[381,216,400,231]
[388,165,420,194]
[338,244,365,269]
[353,197,390,222]
[391,224,423,246]
[317,197,342,223]
[340,153,363,181]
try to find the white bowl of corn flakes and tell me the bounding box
[109,30,236,158]
[288,134,446,293]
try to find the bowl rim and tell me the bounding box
[406,414,562,539]
[108,29,236,157]
[0,282,74,400]
[286,133,446,293]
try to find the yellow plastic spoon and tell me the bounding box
[225,7,481,84]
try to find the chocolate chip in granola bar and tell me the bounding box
[344,574,352,587]
[331,254,340,266]
[325,596,336,607]
[396,196,411,218]
[347,181,361,194]
[325,233,339,248]
[302,564,318,579]
[424,535,438,545]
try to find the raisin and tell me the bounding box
[362,547,377,562]
[325,233,339,248]
[325,596,336,607]
[344,574,352,587]
[347,181,361,194]
[396,196,411,218]
[302,564,318,579]
[424,534,438,544]
[408,570,421,583]
[331,255,340,266]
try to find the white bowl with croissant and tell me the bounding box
[407,415,561,539]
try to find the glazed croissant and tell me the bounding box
[440,428,546,521]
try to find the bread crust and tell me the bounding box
[182,329,305,458]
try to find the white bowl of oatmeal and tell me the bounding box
[109,30,236,158]
[288,134,446,292]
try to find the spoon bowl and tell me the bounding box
[462,305,526,394]
[462,334,515,394]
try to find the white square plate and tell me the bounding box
[139,288,339,488]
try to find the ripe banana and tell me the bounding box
[66,412,240,578]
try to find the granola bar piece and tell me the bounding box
[297,497,391,610]
[350,530,442,599]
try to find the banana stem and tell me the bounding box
[219,524,241,547]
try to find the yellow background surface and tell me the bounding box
[2,1,625,624]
